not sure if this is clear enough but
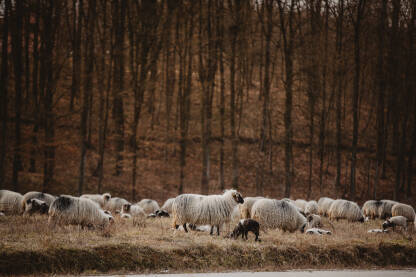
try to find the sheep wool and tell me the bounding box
[49,195,113,228]
[392,203,415,221]
[23,199,49,216]
[0,190,23,215]
[362,200,383,219]
[328,199,364,222]
[307,214,322,228]
[378,200,398,219]
[80,193,111,208]
[104,197,130,214]
[121,203,146,218]
[318,197,334,216]
[161,198,175,214]
[21,191,56,214]
[294,199,308,213]
[382,215,408,231]
[251,199,307,232]
[239,196,264,219]
[137,199,160,214]
[304,200,319,215]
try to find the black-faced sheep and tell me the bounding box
[21,191,56,214]
[104,197,130,214]
[391,203,415,222]
[382,216,409,231]
[137,199,160,215]
[251,199,307,233]
[80,193,111,208]
[0,190,23,215]
[172,189,244,235]
[318,197,334,217]
[23,198,49,216]
[48,195,114,228]
[229,219,260,241]
[328,199,364,222]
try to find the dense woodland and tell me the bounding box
[0,0,415,204]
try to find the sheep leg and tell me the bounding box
[175,224,179,229]
[254,231,259,241]
[183,224,188,233]
[216,225,220,236]
[244,231,248,240]
[210,226,214,235]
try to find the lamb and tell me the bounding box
[328,199,364,222]
[0,190,23,215]
[239,196,264,219]
[368,229,388,233]
[161,198,175,214]
[382,216,409,231]
[48,195,114,228]
[121,203,146,225]
[23,198,49,216]
[229,219,260,241]
[251,198,307,233]
[304,200,319,215]
[391,203,415,222]
[307,214,322,228]
[362,200,383,219]
[318,197,334,217]
[305,228,332,235]
[378,200,398,219]
[104,197,130,214]
[294,199,308,213]
[137,199,160,215]
[21,191,56,214]
[171,189,244,235]
[80,193,111,208]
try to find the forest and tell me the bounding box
[0,0,415,205]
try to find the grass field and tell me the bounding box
[0,214,415,276]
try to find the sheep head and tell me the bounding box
[231,191,244,204]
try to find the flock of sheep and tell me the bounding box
[0,189,415,241]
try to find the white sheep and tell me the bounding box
[121,203,146,225]
[171,189,244,235]
[362,200,383,219]
[48,195,114,228]
[307,214,322,228]
[368,229,388,233]
[239,196,264,219]
[80,193,111,208]
[317,197,334,217]
[21,191,56,214]
[137,199,160,215]
[251,198,307,232]
[328,199,364,222]
[294,199,308,213]
[392,203,415,222]
[104,197,130,214]
[161,198,175,214]
[382,216,409,231]
[305,228,332,235]
[304,200,318,215]
[0,190,23,215]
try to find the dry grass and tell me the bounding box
[1,215,416,275]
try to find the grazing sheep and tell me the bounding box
[377,200,398,219]
[294,199,308,213]
[23,199,49,216]
[21,191,56,214]
[229,219,260,241]
[251,199,307,233]
[239,197,264,219]
[80,193,111,208]
[49,195,114,228]
[307,214,322,228]
[121,203,146,218]
[161,198,175,214]
[155,209,170,217]
[392,203,415,222]
[172,189,244,235]
[104,197,130,214]
[368,229,388,233]
[328,199,364,222]
[362,200,383,219]
[318,197,334,217]
[0,190,23,215]
[305,228,332,235]
[137,199,160,215]
[304,200,319,215]
[382,216,409,231]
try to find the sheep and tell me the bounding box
[104,197,130,214]
[362,200,383,219]
[80,193,111,208]
[239,196,264,219]
[171,189,244,235]
[304,200,319,215]
[121,203,146,225]
[161,198,175,214]
[392,203,415,222]
[294,199,308,213]
[382,216,409,231]
[155,209,170,217]
[21,191,56,214]
[305,228,332,235]
[368,229,388,233]
[378,200,398,219]
[328,199,364,222]
[0,190,23,215]
[48,195,114,228]
[23,199,49,216]
[137,199,160,215]
[307,214,322,228]
[251,198,307,233]
[318,197,334,217]
[229,219,260,241]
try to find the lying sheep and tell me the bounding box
[368,229,389,233]
[49,195,114,228]
[80,193,111,208]
[294,199,308,213]
[304,200,318,215]
[328,199,364,222]
[362,200,383,219]
[239,197,264,219]
[229,219,260,241]
[23,199,49,216]
[378,200,398,219]
[161,198,175,214]
[307,214,322,228]
[137,199,160,215]
[305,228,332,235]
[382,216,409,231]
[0,190,23,215]
[251,198,307,233]
[172,189,244,235]
[392,203,415,222]
[318,197,334,217]
[21,191,56,214]
[104,197,130,214]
